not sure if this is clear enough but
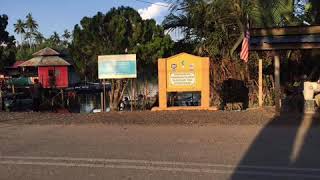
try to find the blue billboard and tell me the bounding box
[98,54,137,79]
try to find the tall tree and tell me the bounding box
[13,19,26,45]
[62,29,71,41]
[25,13,38,46]
[50,31,60,45]
[34,31,44,45]
[70,7,174,111]
[62,29,71,47]
[164,0,299,59]
[0,14,16,72]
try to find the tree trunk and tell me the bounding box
[109,79,128,111]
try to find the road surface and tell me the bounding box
[0,121,320,179]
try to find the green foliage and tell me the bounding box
[25,13,38,33]
[14,19,26,44]
[24,13,39,45]
[62,29,71,46]
[69,6,174,80]
[50,31,61,45]
[304,0,320,24]
[164,0,303,59]
[69,7,174,111]
[15,24,70,60]
[0,14,16,72]
[165,0,243,58]
[248,0,300,27]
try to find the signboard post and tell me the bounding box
[98,54,137,111]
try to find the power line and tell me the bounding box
[132,0,170,7]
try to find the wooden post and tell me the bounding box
[259,59,263,107]
[0,90,2,111]
[12,84,15,94]
[61,89,64,107]
[246,64,250,81]
[274,55,281,114]
[103,79,106,112]
[144,80,148,110]
[135,79,137,110]
[131,79,133,111]
[101,92,104,112]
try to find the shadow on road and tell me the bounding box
[231,107,320,179]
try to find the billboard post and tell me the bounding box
[98,54,137,111]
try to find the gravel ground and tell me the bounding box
[0,107,318,126]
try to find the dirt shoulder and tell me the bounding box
[1,107,316,126]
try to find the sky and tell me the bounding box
[0,0,171,40]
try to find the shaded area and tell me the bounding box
[231,108,320,179]
[219,79,249,110]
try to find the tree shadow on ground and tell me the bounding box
[231,106,320,180]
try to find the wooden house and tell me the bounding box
[19,48,71,88]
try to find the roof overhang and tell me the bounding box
[249,25,320,51]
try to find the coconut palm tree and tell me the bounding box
[34,31,44,45]
[25,13,39,46]
[62,29,71,47]
[62,29,71,41]
[13,19,26,45]
[164,0,299,58]
[50,31,61,46]
[24,32,32,46]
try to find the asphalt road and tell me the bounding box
[0,121,320,180]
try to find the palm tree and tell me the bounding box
[34,31,44,45]
[25,13,39,46]
[62,29,71,41]
[50,31,61,46]
[62,29,71,47]
[164,0,298,58]
[13,19,26,45]
[249,0,297,28]
[24,32,32,46]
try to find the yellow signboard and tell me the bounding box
[166,53,203,92]
[154,53,211,111]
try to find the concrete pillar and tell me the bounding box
[158,59,167,109]
[201,57,210,109]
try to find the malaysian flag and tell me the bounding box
[240,19,250,63]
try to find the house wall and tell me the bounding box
[38,66,68,88]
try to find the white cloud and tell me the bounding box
[138,2,169,23]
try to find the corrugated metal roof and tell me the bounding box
[32,47,60,56]
[18,56,70,67]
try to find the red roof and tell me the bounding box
[12,61,25,68]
